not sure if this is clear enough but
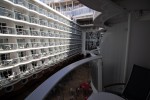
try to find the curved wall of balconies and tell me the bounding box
[0,0,82,91]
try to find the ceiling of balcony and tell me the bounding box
[78,0,150,27]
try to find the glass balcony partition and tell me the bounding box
[0,7,14,18]
[16,28,30,35]
[30,30,40,36]
[32,54,41,59]
[0,71,21,86]
[29,17,39,24]
[39,19,47,26]
[31,42,41,48]
[0,26,16,35]
[15,12,29,22]
[0,43,17,51]
[0,58,19,67]
[28,3,39,12]
[17,42,30,49]
[40,31,48,36]
[14,0,28,8]
[19,55,32,62]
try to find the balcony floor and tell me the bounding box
[46,64,92,100]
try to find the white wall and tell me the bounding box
[100,14,150,90]
[126,20,150,81]
[101,22,128,86]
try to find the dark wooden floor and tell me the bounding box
[46,64,92,100]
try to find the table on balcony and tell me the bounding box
[88,92,125,100]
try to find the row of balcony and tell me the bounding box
[0,7,81,33]
[0,39,81,51]
[0,46,81,68]
[0,26,81,38]
[0,49,81,86]
[6,0,81,30]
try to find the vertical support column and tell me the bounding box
[82,32,86,55]
[59,2,61,12]
[123,12,132,83]
[66,1,67,11]
[97,58,102,92]
[72,1,73,10]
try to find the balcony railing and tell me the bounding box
[39,19,47,26]
[30,30,40,36]
[28,3,39,12]
[14,0,28,8]
[41,42,48,47]
[31,42,41,48]
[0,7,14,18]
[41,52,48,57]
[40,31,48,36]
[0,73,21,86]
[0,26,15,35]
[15,12,29,22]
[26,54,100,100]
[0,43,17,51]
[18,43,30,49]
[29,17,39,24]
[20,68,34,78]
[19,56,32,62]
[0,58,19,67]
[39,8,47,15]
[16,29,30,35]
[32,54,41,59]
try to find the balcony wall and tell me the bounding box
[80,0,150,90]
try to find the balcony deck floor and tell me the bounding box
[46,64,92,100]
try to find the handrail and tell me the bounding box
[25,55,101,100]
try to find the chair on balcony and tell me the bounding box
[104,64,150,100]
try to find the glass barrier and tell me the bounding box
[0,43,17,51]
[0,7,14,18]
